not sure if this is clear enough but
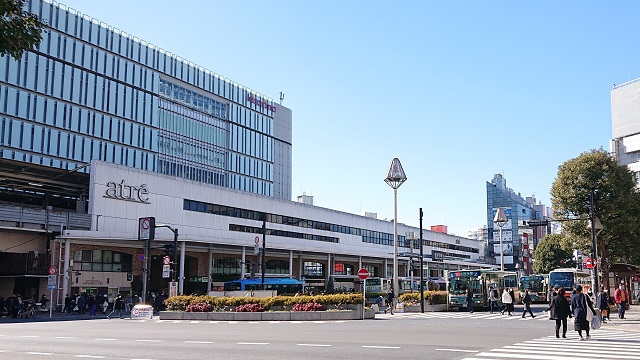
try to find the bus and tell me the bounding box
[223,278,304,295]
[519,274,547,303]
[548,268,591,299]
[446,269,518,311]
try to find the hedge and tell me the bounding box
[165,293,364,312]
[398,291,447,305]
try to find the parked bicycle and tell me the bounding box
[17,302,37,318]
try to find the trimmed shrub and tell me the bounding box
[236,303,265,312]
[292,302,324,312]
[185,302,213,312]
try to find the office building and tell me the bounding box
[611,78,640,185]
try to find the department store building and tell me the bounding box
[0,0,484,304]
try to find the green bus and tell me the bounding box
[446,269,518,311]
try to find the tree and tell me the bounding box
[550,149,640,288]
[532,234,575,274]
[0,0,45,60]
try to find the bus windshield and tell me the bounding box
[520,276,544,292]
[549,272,574,291]
[449,274,481,294]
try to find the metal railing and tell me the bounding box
[0,203,91,230]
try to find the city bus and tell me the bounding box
[223,278,304,295]
[519,274,547,303]
[548,268,591,299]
[446,269,518,311]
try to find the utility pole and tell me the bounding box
[419,208,424,313]
[588,191,599,294]
[261,213,267,290]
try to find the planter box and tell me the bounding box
[183,312,209,320]
[261,312,291,321]
[233,312,263,321]
[207,312,236,321]
[290,311,320,321]
[158,311,183,320]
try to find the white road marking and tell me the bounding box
[19,335,39,337]
[190,321,200,324]
[135,340,162,342]
[237,342,269,345]
[26,352,54,355]
[297,344,332,347]
[54,336,74,339]
[93,338,116,341]
[361,345,401,349]
[75,355,104,358]
[435,348,479,353]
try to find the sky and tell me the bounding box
[57,0,640,236]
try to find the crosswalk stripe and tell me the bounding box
[462,330,640,359]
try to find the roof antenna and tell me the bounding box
[279,92,285,105]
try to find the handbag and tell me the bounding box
[591,315,601,330]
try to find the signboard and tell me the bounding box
[162,265,170,278]
[137,254,145,262]
[493,242,514,255]
[254,244,259,255]
[48,266,57,275]
[492,230,513,243]
[163,256,171,266]
[47,274,57,290]
[492,208,512,230]
[169,281,178,297]
[494,255,514,265]
[130,305,153,319]
[138,217,155,241]
[357,268,369,280]
[432,250,444,262]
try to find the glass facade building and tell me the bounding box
[0,0,292,204]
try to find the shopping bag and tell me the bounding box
[601,309,608,317]
[591,316,601,330]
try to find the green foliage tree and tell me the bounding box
[532,234,575,274]
[0,0,45,60]
[550,149,640,288]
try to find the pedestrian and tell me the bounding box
[522,289,535,318]
[614,283,629,319]
[596,287,610,324]
[384,288,394,315]
[571,284,596,341]
[64,294,71,314]
[102,294,109,314]
[88,295,97,316]
[546,288,571,338]
[77,293,86,314]
[547,286,557,304]
[466,288,474,313]
[501,288,514,316]
[489,286,500,314]
[107,294,124,319]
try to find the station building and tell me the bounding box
[0,0,484,305]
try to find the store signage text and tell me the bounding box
[104,180,150,204]
[247,94,277,113]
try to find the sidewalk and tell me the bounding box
[0,310,126,323]
[599,305,640,332]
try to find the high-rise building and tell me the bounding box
[486,174,537,274]
[611,78,640,185]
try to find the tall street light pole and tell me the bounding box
[385,158,407,302]
[493,208,508,271]
[419,208,424,313]
[588,191,602,293]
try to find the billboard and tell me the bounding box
[492,230,512,243]
[492,208,512,230]
[493,242,514,255]
[494,255,514,265]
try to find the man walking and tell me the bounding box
[522,289,535,318]
[384,288,394,315]
[489,287,500,314]
[107,294,124,319]
[614,283,629,319]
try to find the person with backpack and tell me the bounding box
[107,294,124,319]
[501,288,514,316]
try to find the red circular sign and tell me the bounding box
[48,266,57,275]
[586,258,595,269]
[357,268,369,280]
[141,218,150,230]
[255,236,260,244]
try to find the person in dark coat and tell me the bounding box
[466,288,474,313]
[571,284,596,341]
[596,287,610,324]
[546,288,571,338]
[521,289,535,318]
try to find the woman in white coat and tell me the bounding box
[501,288,514,316]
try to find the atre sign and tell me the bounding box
[104,180,150,204]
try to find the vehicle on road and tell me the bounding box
[223,277,304,295]
[518,274,547,303]
[548,268,591,299]
[446,269,518,311]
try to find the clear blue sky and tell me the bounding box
[58,0,640,236]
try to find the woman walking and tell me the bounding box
[546,288,571,338]
[466,288,474,313]
[596,287,610,324]
[501,288,514,316]
[571,285,596,341]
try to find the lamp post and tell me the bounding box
[587,191,603,293]
[493,208,508,271]
[385,158,407,301]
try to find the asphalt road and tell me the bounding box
[0,306,557,360]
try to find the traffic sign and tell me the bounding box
[163,256,171,266]
[162,265,170,278]
[357,268,369,280]
[255,236,260,244]
[47,275,57,290]
[137,254,145,262]
[138,217,155,240]
[586,258,595,269]
[48,266,57,275]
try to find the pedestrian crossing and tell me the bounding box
[390,311,552,321]
[459,330,640,360]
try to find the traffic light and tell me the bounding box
[163,243,176,255]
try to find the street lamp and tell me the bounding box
[493,208,508,271]
[587,191,603,293]
[385,158,407,301]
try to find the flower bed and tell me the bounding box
[165,293,363,312]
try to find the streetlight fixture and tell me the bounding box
[384,158,407,301]
[587,191,603,293]
[493,208,508,271]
